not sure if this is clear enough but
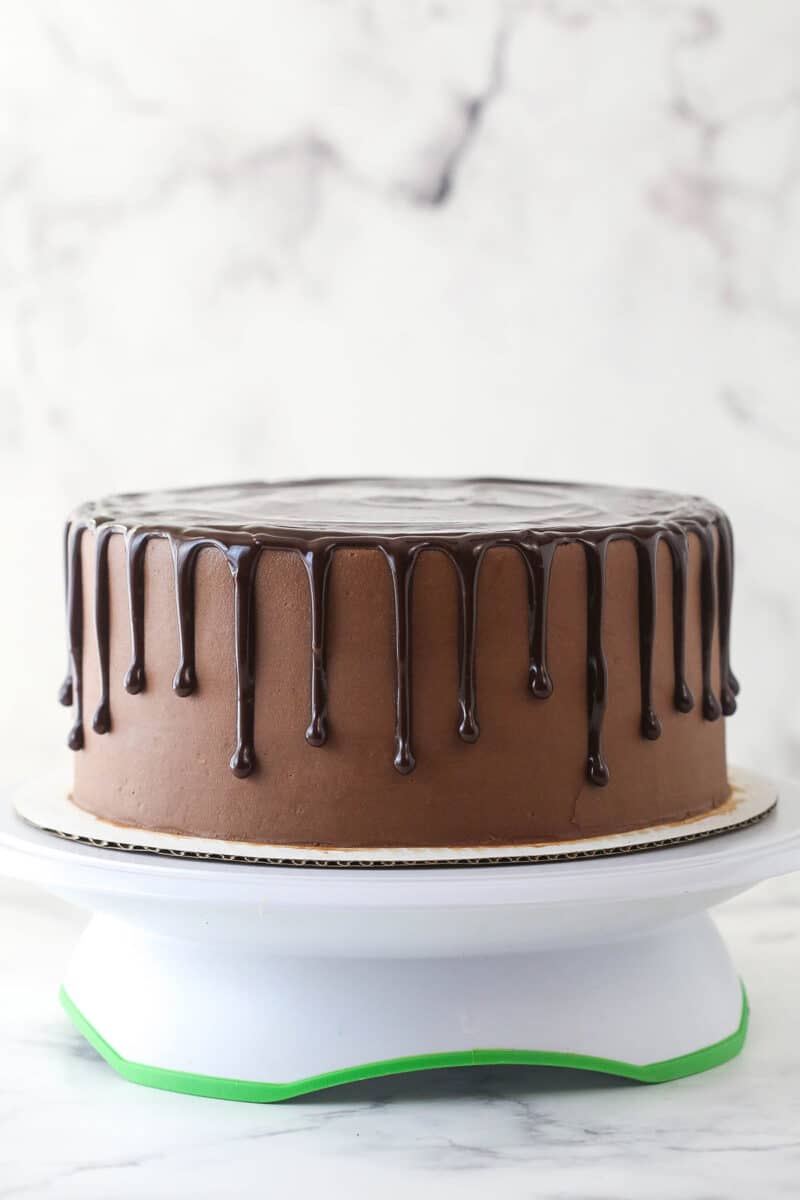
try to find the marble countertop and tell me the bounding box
[2,873,800,1199]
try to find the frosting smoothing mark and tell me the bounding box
[59,478,739,786]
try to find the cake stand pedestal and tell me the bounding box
[2,774,799,1102]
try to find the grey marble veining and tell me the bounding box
[2,875,800,1198]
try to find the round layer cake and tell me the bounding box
[58,479,738,847]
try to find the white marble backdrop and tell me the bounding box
[1,0,799,782]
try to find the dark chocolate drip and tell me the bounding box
[57,671,73,708]
[91,525,114,735]
[453,544,484,743]
[60,480,739,785]
[58,520,74,708]
[302,545,333,747]
[228,544,259,778]
[664,529,694,714]
[715,514,739,715]
[522,540,555,699]
[172,539,202,698]
[584,539,610,786]
[64,522,86,750]
[635,534,662,741]
[124,530,149,695]
[695,523,722,721]
[382,545,419,774]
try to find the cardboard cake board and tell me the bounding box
[13,767,778,868]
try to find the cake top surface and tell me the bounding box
[75,478,720,539]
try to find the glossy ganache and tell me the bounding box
[59,479,737,792]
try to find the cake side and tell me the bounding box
[60,479,735,847]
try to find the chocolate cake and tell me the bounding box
[58,479,738,848]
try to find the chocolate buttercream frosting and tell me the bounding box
[59,479,737,795]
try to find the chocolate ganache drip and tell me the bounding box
[58,479,738,786]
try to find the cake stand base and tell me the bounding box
[60,912,748,1100]
[3,769,799,1102]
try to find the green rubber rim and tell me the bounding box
[59,984,748,1103]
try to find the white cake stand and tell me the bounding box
[2,771,799,1102]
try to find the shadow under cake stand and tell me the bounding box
[1,767,798,1102]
